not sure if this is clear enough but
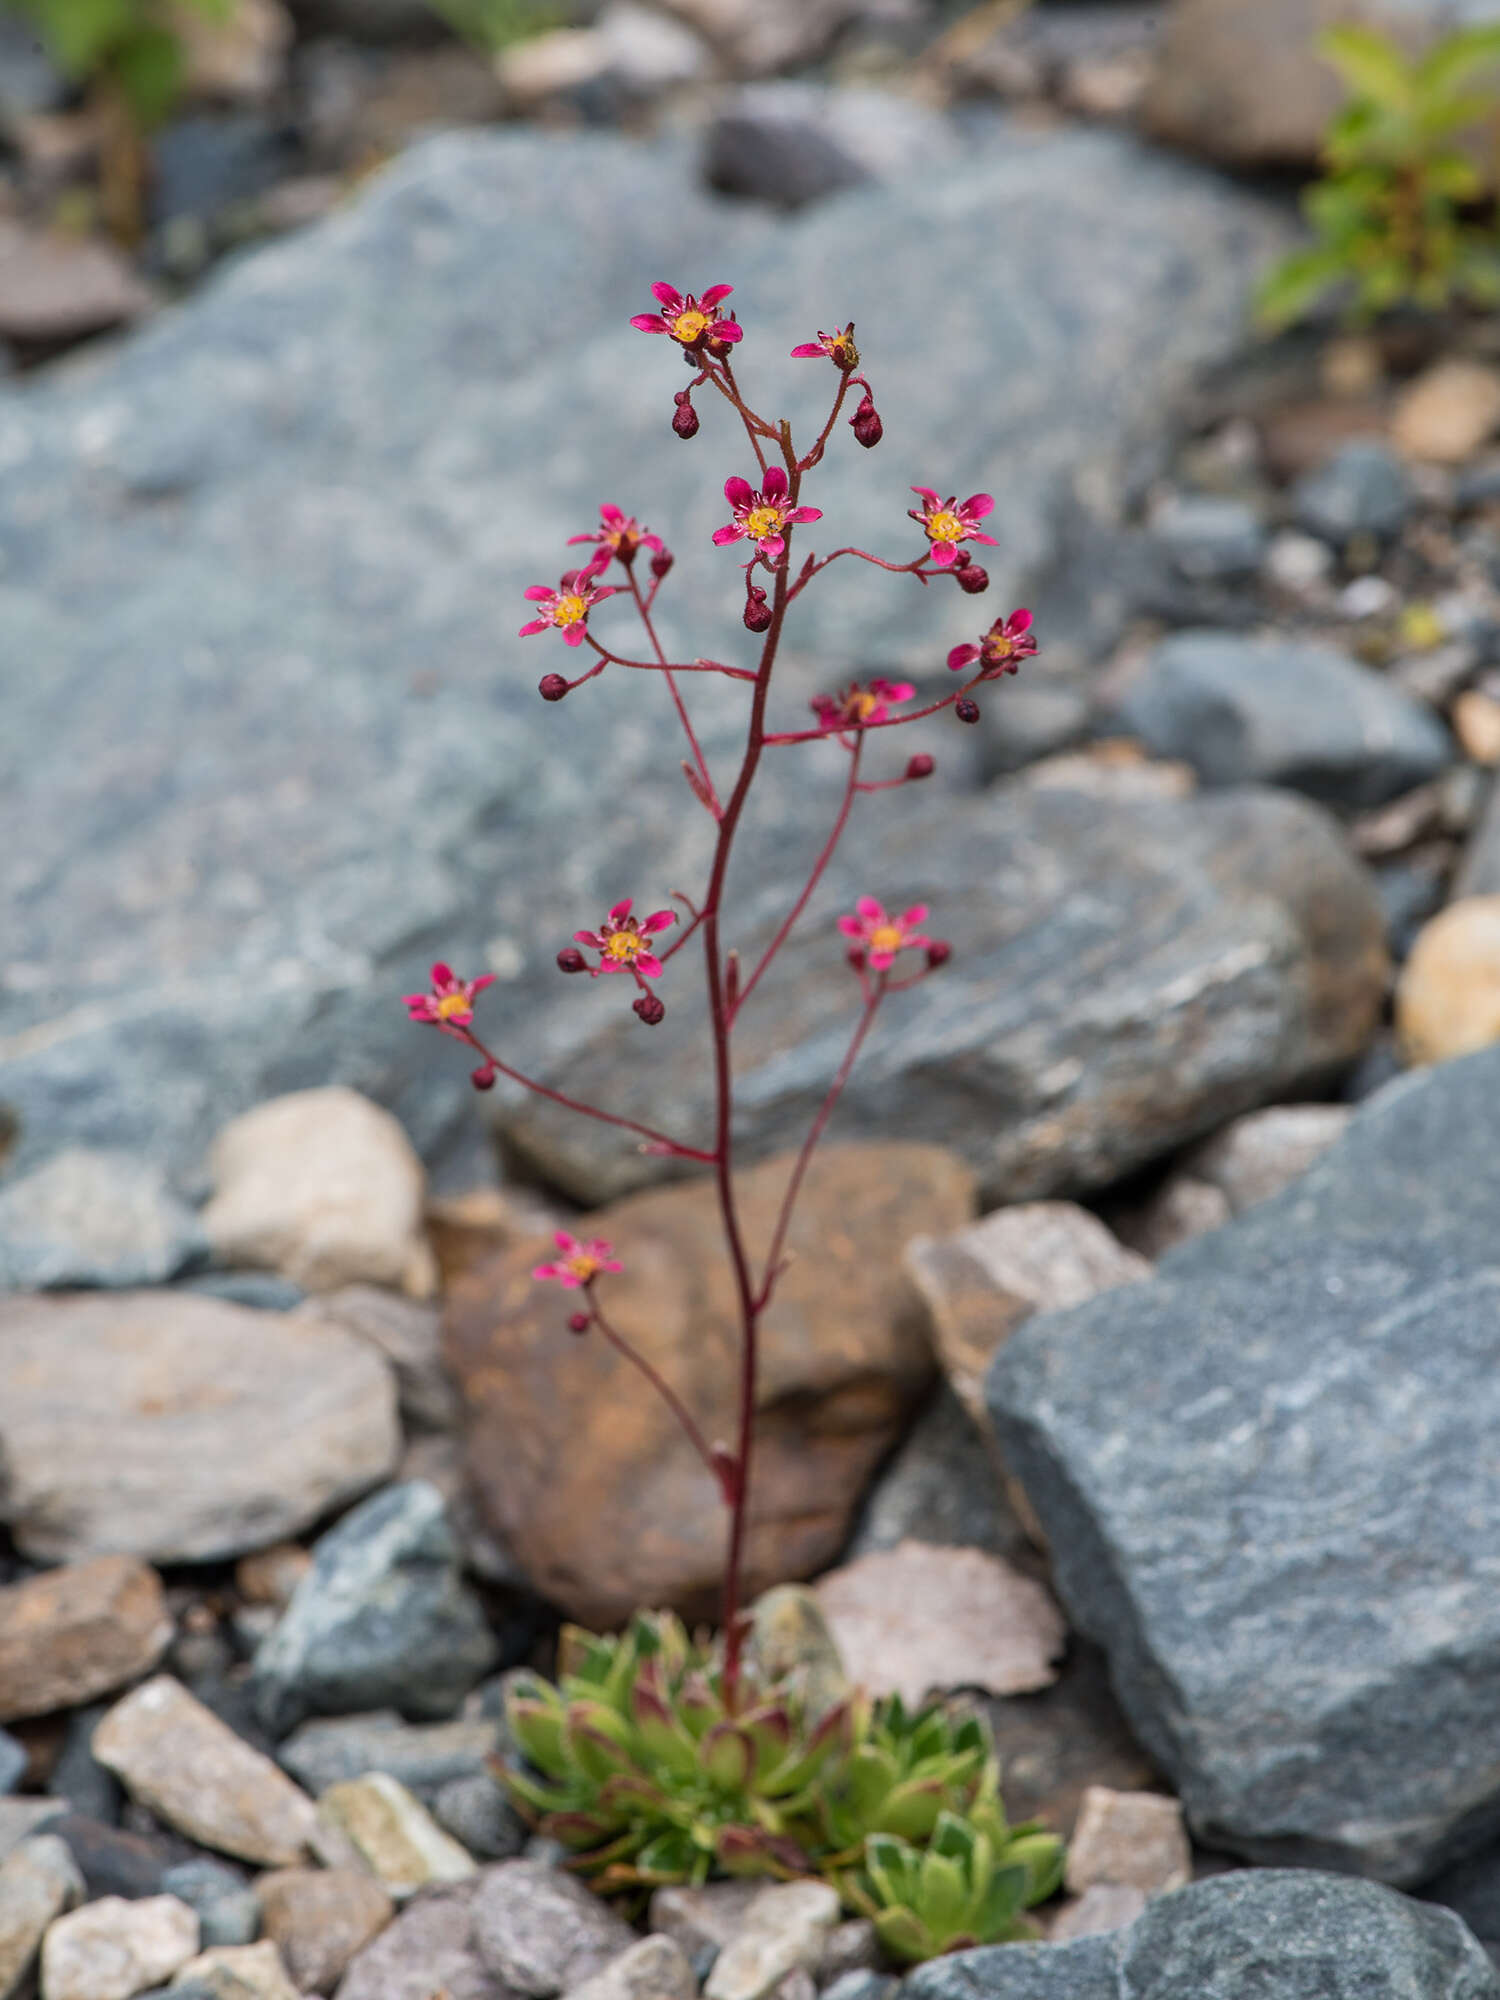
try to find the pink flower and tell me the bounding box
[837,896,933,972]
[404,961,495,1028]
[908,487,998,569]
[811,677,915,732]
[947,608,1037,677]
[630,282,743,351]
[574,897,676,980]
[712,466,822,564]
[532,1230,624,1289]
[790,323,859,370]
[519,558,621,648]
[567,504,666,569]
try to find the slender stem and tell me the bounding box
[754,986,883,1312]
[459,1028,713,1162]
[733,740,863,1022]
[798,374,853,475]
[766,674,983,746]
[588,1296,721,1483]
[787,548,929,603]
[585,637,755,681]
[627,569,718,809]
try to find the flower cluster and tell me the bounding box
[404,962,493,1028]
[908,487,998,568]
[568,503,668,570]
[838,897,943,974]
[948,608,1037,678]
[572,898,676,983]
[811,678,915,733]
[713,466,822,565]
[532,1230,623,1289]
[519,552,620,648]
[631,282,741,353]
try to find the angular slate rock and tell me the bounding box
[987,1046,1500,1883]
[248,1480,499,1739]
[0,124,1287,1189]
[900,1871,1500,2000]
[504,782,1386,1205]
[1103,629,1452,809]
[0,1148,206,1292]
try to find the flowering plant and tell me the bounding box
[406,278,1035,1713]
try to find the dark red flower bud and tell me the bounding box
[956,563,990,595]
[672,391,699,440]
[651,548,674,580]
[556,947,588,974]
[634,992,666,1026]
[470,1061,497,1090]
[846,945,867,972]
[568,1311,591,1335]
[850,393,882,448]
[905,753,935,780]
[743,585,773,634]
[925,940,952,970]
[539,673,569,702]
[955,696,981,724]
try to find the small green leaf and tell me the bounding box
[917,1849,970,1937]
[1005,1830,1066,1907]
[1416,24,1500,100]
[873,1905,933,1965]
[699,1722,753,1792]
[973,1861,1030,1941]
[1318,25,1416,110]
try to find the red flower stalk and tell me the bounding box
[573,897,676,981]
[947,607,1037,677]
[837,896,935,972]
[791,323,860,371]
[909,486,998,568]
[532,1231,624,1289]
[712,466,822,564]
[568,504,667,569]
[519,558,621,648]
[810,677,915,733]
[631,282,742,352]
[404,961,494,1029]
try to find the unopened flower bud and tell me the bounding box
[539,673,569,702]
[634,992,666,1026]
[956,563,990,595]
[556,946,588,974]
[470,1061,497,1091]
[568,1311,591,1335]
[846,945,867,972]
[850,392,882,449]
[743,585,772,634]
[956,696,981,724]
[672,390,699,440]
[651,548,674,580]
[925,940,952,970]
[905,753,935,780]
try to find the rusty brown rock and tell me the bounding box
[1396,895,1500,1064]
[0,1555,172,1723]
[444,1144,971,1626]
[0,221,152,344]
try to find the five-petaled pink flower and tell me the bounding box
[568,504,666,569]
[909,487,998,569]
[519,558,621,648]
[574,898,676,980]
[811,677,915,732]
[631,283,742,351]
[712,466,822,564]
[838,896,933,972]
[791,323,859,371]
[532,1230,624,1289]
[404,961,494,1028]
[947,608,1037,677]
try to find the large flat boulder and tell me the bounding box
[0,123,1287,1188]
[987,1046,1500,1885]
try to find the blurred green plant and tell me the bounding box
[423,0,560,54]
[1259,23,1500,329]
[496,1611,1064,1960]
[6,0,229,238]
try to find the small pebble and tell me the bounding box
[41,1893,199,2000]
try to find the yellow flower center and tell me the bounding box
[829,333,858,367]
[435,991,470,1021]
[848,690,877,720]
[926,510,964,544]
[566,1253,600,1282]
[604,931,643,962]
[870,924,905,955]
[553,594,589,626]
[745,505,784,541]
[672,309,710,344]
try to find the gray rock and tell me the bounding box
[39,1811,175,1899]
[988,1046,1500,1883]
[0,124,1286,1192]
[901,1871,1500,1999]
[0,1832,83,2000]
[0,14,66,121]
[0,1731,22,1796]
[335,1879,495,2000]
[294,1287,459,1433]
[249,1481,499,1739]
[845,1384,1037,1573]
[1148,494,1266,581]
[430,1776,526,1863]
[277,1711,500,1799]
[1455,776,1500,899]
[176,1271,306,1311]
[1103,630,1451,808]
[0,1148,206,1292]
[705,84,960,208]
[471,1860,636,1995]
[159,1858,259,1949]
[0,1800,58,1861]
[1425,1844,1500,1968]
[823,1978,896,2000]
[1293,440,1415,545]
[504,782,1387,1205]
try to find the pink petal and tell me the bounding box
[531,1262,563,1282]
[837,915,864,938]
[563,625,586,646]
[1011,608,1034,633]
[711,319,743,343]
[565,532,594,546]
[868,949,896,972]
[609,898,634,922]
[524,585,554,601]
[759,534,785,561]
[790,343,823,358]
[635,953,664,979]
[470,974,496,996]
[554,1230,581,1253]
[701,283,733,307]
[947,644,979,671]
[712,524,744,546]
[432,962,455,985]
[899,906,930,929]
[970,531,999,547]
[761,466,789,501]
[856,895,885,922]
[786,506,822,524]
[642,533,665,553]
[591,584,622,602]
[630,314,667,333]
[597,961,626,974]
[930,545,957,567]
[600,504,625,526]
[600,1257,624,1274]
[724,475,755,508]
[555,1270,584,1288]
[889,682,916,701]
[963,494,996,520]
[911,486,940,505]
[651,281,684,308]
[574,930,603,947]
[642,909,676,933]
